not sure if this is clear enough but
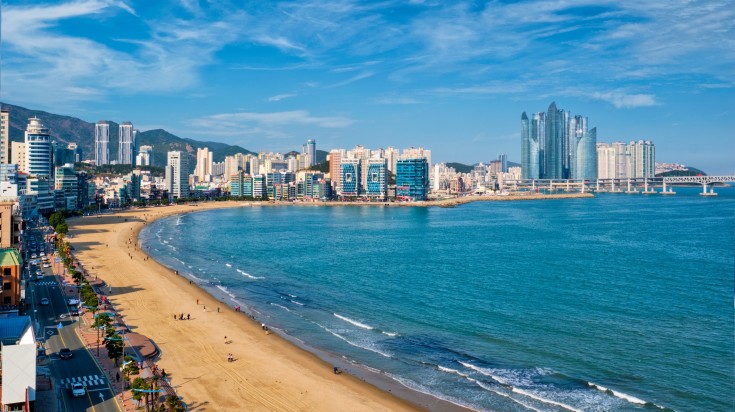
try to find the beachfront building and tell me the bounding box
[195,147,213,182]
[366,158,387,201]
[95,121,110,166]
[302,139,316,168]
[396,158,429,201]
[252,175,266,199]
[328,149,344,195]
[0,316,37,410]
[54,164,78,210]
[521,102,597,180]
[118,121,136,165]
[628,140,656,178]
[596,140,655,179]
[165,151,193,200]
[0,108,8,164]
[230,171,254,197]
[340,158,361,198]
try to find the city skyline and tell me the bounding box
[1,1,733,174]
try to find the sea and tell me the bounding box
[140,187,734,412]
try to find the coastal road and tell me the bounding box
[33,255,121,412]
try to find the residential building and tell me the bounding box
[118,122,136,165]
[303,139,316,168]
[396,158,429,201]
[366,158,387,200]
[0,248,21,305]
[340,158,361,197]
[165,151,193,199]
[25,118,54,213]
[629,140,656,178]
[195,147,213,182]
[521,102,597,180]
[136,145,153,166]
[0,108,8,164]
[10,142,26,172]
[95,121,110,166]
[54,164,78,209]
[328,149,344,194]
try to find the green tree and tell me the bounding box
[105,332,124,365]
[131,377,149,404]
[56,221,69,234]
[92,313,113,356]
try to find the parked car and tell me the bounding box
[67,298,80,306]
[71,382,86,397]
[59,348,73,359]
[40,297,50,306]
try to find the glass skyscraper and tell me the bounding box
[95,121,110,166]
[118,121,136,165]
[396,158,429,201]
[340,158,361,197]
[521,102,597,180]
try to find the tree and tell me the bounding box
[105,331,124,365]
[92,313,113,356]
[56,221,69,234]
[131,377,150,405]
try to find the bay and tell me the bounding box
[140,187,735,411]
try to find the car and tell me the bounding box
[40,297,50,306]
[37,273,44,280]
[67,298,80,306]
[31,253,37,259]
[59,348,73,359]
[40,252,46,256]
[43,263,50,268]
[70,382,86,397]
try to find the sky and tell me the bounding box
[1,0,734,173]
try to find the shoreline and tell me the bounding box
[68,202,473,411]
[66,193,590,411]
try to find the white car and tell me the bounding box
[31,253,37,259]
[40,252,46,257]
[67,298,80,306]
[71,382,86,397]
[43,263,51,268]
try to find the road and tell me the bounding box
[27,227,122,412]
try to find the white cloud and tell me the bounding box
[375,96,421,105]
[268,93,297,102]
[187,110,355,137]
[326,72,374,88]
[590,92,657,109]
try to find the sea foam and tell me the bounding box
[334,313,374,330]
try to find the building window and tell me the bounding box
[3,268,10,277]
[3,282,10,290]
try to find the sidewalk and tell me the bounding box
[54,253,177,411]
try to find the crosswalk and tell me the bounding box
[60,375,107,388]
[37,281,57,286]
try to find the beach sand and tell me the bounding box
[67,203,449,412]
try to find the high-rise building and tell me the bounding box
[195,147,213,182]
[396,158,429,201]
[328,149,344,194]
[521,102,597,180]
[340,158,361,197]
[596,143,617,179]
[303,139,316,168]
[25,117,54,212]
[118,122,135,165]
[629,140,655,178]
[136,145,153,166]
[0,109,9,164]
[10,142,26,172]
[366,158,387,200]
[95,121,110,166]
[165,151,193,199]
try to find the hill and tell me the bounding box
[2,102,254,165]
[656,168,707,177]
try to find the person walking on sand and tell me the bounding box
[187,313,190,320]
[224,336,228,344]
[203,305,206,312]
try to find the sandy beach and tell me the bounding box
[66,194,590,411]
[68,202,440,412]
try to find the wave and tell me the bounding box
[320,325,391,358]
[225,263,232,267]
[236,269,264,280]
[459,362,582,412]
[587,382,662,408]
[287,293,297,298]
[175,216,183,226]
[216,285,236,299]
[438,365,470,379]
[270,303,291,312]
[334,313,374,330]
[290,300,304,306]
[381,331,398,337]
[386,373,483,412]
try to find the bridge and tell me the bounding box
[501,176,735,196]
[663,176,735,196]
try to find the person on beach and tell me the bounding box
[203,305,206,312]
[196,299,199,305]
[224,336,228,344]
[187,313,190,320]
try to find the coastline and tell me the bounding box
[67,202,469,411]
[65,193,590,411]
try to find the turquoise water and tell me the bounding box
[141,188,734,411]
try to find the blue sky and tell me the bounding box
[2,0,733,173]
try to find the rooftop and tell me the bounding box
[0,249,21,267]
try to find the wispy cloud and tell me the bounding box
[589,92,657,109]
[187,110,355,137]
[375,96,422,105]
[326,71,375,88]
[268,93,297,102]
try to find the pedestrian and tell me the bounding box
[203,305,206,312]
[116,372,120,382]
[173,314,176,320]
[217,307,220,313]
[224,336,228,344]
[196,299,199,305]
[187,313,190,320]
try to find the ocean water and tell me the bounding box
[140,187,734,411]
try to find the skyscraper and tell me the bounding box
[136,145,153,166]
[118,121,135,165]
[521,102,597,180]
[95,121,110,166]
[303,139,316,168]
[366,158,387,200]
[340,158,361,197]
[629,140,655,178]
[195,147,213,181]
[165,151,193,199]
[25,117,54,212]
[0,109,9,164]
